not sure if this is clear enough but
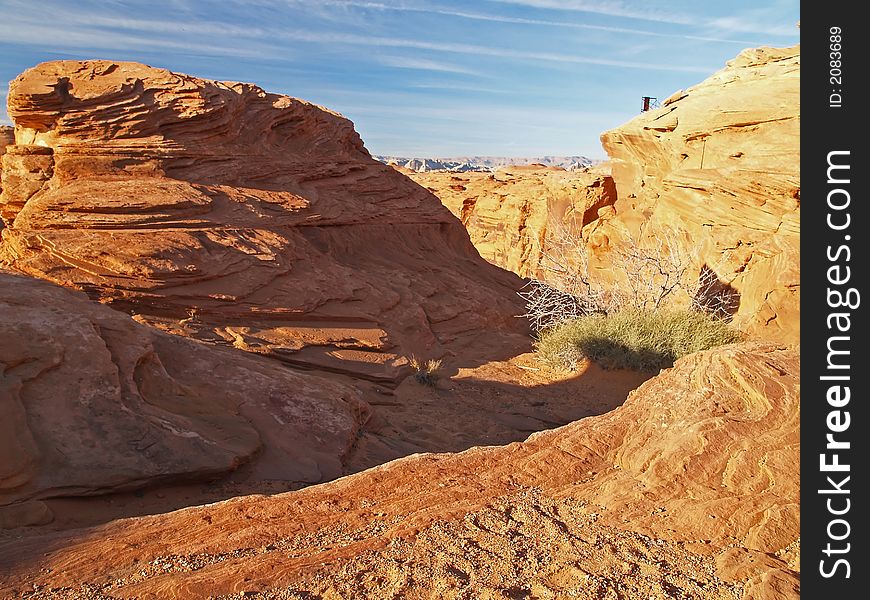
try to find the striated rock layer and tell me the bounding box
[409,47,799,344]
[0,343,799,599]
[0,270,368,525]
[0,125,14,196]
[595,45,799,343]
[0,61,526,382]
[406,164,616,278]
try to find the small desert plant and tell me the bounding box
[520,223,738,330]
[409,356,442,387]
[535,309,743,372]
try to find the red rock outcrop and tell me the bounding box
[407,164,616,278]
[409,47,799,345]
[0,125,14,196]
[0,342,799,599]
[595,46,799,343]
[0,61,526,383]
[0,125,12,155]
[0,269,368,526]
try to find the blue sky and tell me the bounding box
[0,0,799,158]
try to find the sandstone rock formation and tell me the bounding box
[0,61,526,384]
[0,270,368,525]
[0,125,14,196]
[0,125,13,156]
[407,165,615,278]
[595,46,799,343]
[1,343,799,599]
[410,47,799,345]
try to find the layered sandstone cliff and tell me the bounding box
[0,126,12,156]
[0,61,526,383]
[0,270,368,527]
[595,46,799,343]
[0,125,14,196]
[411,47,799,344]
[407,165,616,278]
[1,342,799,599]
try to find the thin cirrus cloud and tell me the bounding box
[0,18,271,58]
[377,56,485,77]
[489,0,798,36]
[297,0,764,45]
[0,0,799,155]
[485,0,698,25]
[0,10,715,75]
[281,30,716,73]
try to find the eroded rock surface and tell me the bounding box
[596,46,799,343]
[407,165,616,278]
[410,47,800,345]
[0,270,368,522]
[1,343,799,599]
[0,61,526,384]
[0,125,14,196]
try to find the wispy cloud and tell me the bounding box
[378,56,483,76]
[707,16,798,37]
[300,0,761,45]
[0,19,271,58]
[409,83,510,94]
[488,0,697,26]
[490,0,798,37]
[305,31,715,73]
[0,9,715,74]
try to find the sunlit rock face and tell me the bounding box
[404,165,616,278]
[0,60,527,383]
[596,46,799,344]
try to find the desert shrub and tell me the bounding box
[409,356,442,387]
[535,309,742,372]
[520,224,738,330]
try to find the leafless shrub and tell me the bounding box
[520,222,736,331]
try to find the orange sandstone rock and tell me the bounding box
[0,60,526,383]
[0,342,799,599]
[407,165,616,278]
[0,125,16,197]
[597,46,799,343]
[0,270,368,520]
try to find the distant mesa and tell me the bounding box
[376,155,596,173]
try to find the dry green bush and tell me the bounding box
[535,309,743,372]
[523,223,742,371]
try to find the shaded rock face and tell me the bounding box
[0,61,526,382]
[596,46,799,343]
[406,165,616,278]
[0,343,799,599]
[0,126,12,156]
[0,270,368,521]
[0,125,14,197]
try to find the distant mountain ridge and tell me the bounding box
[375,155,596,173]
